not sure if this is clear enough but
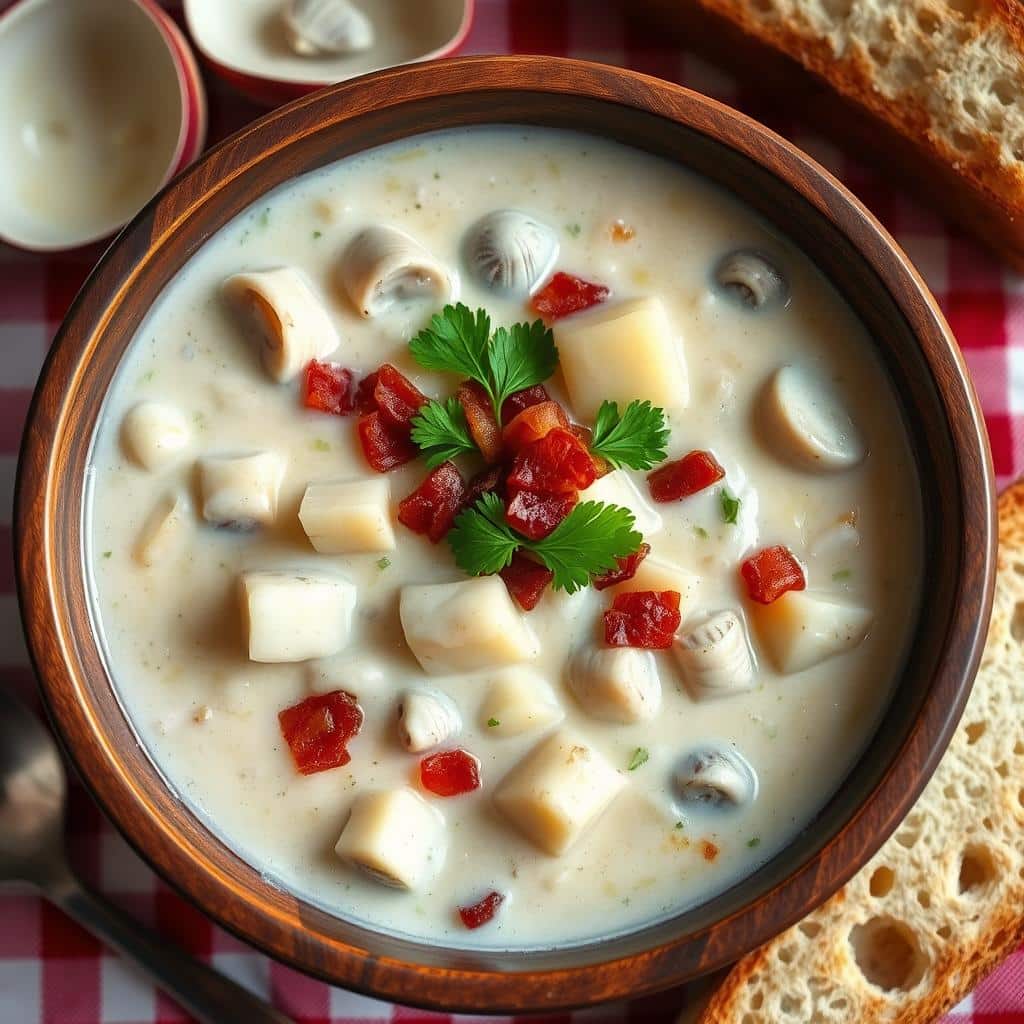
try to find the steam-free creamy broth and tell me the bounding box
[88,127,922,948]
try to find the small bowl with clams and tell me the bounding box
[15,56,994,1012]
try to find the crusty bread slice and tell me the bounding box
[688,481,1024,1024]
[638,0,1024,268]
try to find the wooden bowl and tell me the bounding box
[14,56,995,1012]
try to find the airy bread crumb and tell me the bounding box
[692,480,1024,1023]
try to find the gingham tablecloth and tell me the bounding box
[2,1,1023,1022]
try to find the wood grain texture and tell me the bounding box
[12,56,996,1012]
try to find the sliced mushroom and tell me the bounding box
[397,689,461,753]
[673,610,756,701]
[714,249,788,310]
[340,225,453,318]
[283,0,374,55]
[121,400,190,471]
[760,365,865,472]
[567,646,661,723]
[463,209,559,297]
[674,747,758,808]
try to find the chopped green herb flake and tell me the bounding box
[675,820,685,830]
[747,836,761,848]
[433,171,441,180]
[720,488,741,525]
[312,230,323,239]
[376,557,391,570]
[628,747,650,771]
[259,207,270,227]
[694,525,709,540]
[832,569,852,581]
[311,438,330,452]
[487,717,500,728]
[102,551,112,559]
[566,222,582,237]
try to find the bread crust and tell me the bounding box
[693,480,1024,1024]
[638,0,1024,268]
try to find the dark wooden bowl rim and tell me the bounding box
[14,56,995,1012]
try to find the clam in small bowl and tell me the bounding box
[14,57,994,1012]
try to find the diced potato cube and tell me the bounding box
[223,267,339,382]
[133,492,188,567]
[480,668,564,736]
[494,728,627,855]
[567,646,661,723]
[751,591,873,674]
[580,470,662,537]
[554,296,688,419]
[121,401,190,471]
[299,477,395,554]
[240,570,356,662]
[400,577,539,675]
[198,452,286,527]
[335,788,446,889]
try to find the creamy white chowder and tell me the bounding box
[88,127,922,949]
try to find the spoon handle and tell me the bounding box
[47,875,294,1024]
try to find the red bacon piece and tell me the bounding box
[458,891,505,929]
[303,360,354,415]
[647,450,725,503]
[506,428,596,495]
[398,462,466,543]
[501,384,549,424]
[740,545,806,604]
[532,272,610,320]
[603,590,682,649]
[357,411,418,472]
[420,748,481,797]
[591,543,651,591]
[354,371,380,414]
[461,465,506,511]
[278,691,363,776]
[457,380,503,463]
[505,487,577,540]
[499,552,554,610]
[502,400,570,454]
[374,363,427,429]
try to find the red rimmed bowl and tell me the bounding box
[15,56,995,1012]
[0,0,205,252]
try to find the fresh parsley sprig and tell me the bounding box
[409,397,478,468]
[409,304,557,426]
[589,400,669,471]
[448,493,643,594]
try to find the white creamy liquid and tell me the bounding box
[88,127,922,949]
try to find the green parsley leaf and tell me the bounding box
[832,568,852,581]
[628,747,649,771]
[311,438,330,452]
[720,488,740,525]
[409,397,478,468]
[487,717,500,728]
[747,836,761,848]
[448,492,521,577]
[529,501,641,593]
[674,820,685,830]
[488,319,558,422]
[589,400,670,470]
[565,222,582,237]
[447,496,642,594]
[376,557,391,570]
[408,305,557,426]
[312,230,323,239]
[409,303,492,388]
[102,551,112,559]
[693,525,709,540]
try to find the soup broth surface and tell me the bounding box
[88,126,922,948]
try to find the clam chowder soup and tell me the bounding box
[88,127,922,948]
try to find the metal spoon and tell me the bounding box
[0,685,292,1024]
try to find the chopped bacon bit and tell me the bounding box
[647,450,725,503]
[355,371,380,414]
[501,384,549,424]
[700,839,719,862]
[506,428,597,495]
[500,552,554,610]
[592,543,651,591]
[398,462,466,542]
[569,424,611,478]
[502,400,570,454]
[740,545,806,604]
[457,380,502,463]
[303,360,354,415]
[531,271,610,321]
[358,411,418,473]
[420,748,481,797]
[505,487,577,540]
[610,219,635,243]
[373,363,427,429]
[462,465,506,511]
[604,590,682,649]
[458,890,505,929]
[278,691,363,776]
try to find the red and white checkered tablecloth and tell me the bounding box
[2,1,1023,1021]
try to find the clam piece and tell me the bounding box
[397,689,461,753]
[760,365,865,472]
[463,209,559,297]
[283,0,374,56]
[674,747,758,808]
[567,646,661,723]
[714,249,788,310]
[340,225,453,318]
[673,610,756,701]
